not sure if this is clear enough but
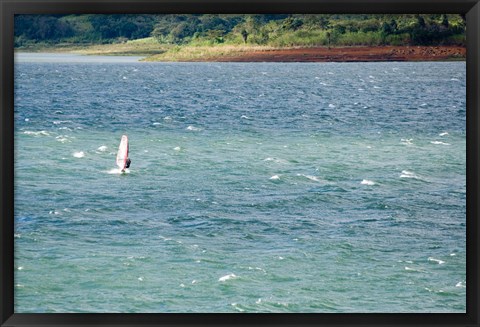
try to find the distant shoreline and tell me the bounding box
[16,45,466,62]
[180,46,466,63]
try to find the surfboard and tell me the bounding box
[116,135,129,171]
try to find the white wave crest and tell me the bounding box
[297,174,321,182]
[23,130,50,136]
[428,257,445,264]
[53,120,72,125]
[264,157,288,164]
[73,151,85,158]
[430,141,450,145]
[97,145,108,152]
[400,138,413,145]
[455,281,466,288]
[361,179,375,186]
[56,135,70,143]
[107,168,130,174]
[404,266,425,272]
[231,303,245,312]
[186,125,202,131]
[218,273,237,282]
[400,170,419,179]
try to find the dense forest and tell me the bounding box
[14,14,466,48]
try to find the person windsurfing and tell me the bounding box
[121,146,131,172]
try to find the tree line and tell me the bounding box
[14,14,466,48]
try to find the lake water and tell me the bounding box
[14,53,466,313]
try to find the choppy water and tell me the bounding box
[14,53,466,313]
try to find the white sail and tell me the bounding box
[116,135,128,170]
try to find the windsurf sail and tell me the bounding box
[116,135,129,170]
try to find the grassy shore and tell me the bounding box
[16,37,167,57]
[16,37,280,60]
[143,44,279,62]
[16,37,466,62]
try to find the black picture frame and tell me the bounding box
[1,0,479,326]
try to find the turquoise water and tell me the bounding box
[14,54,466,313]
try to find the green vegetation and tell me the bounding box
[14,14,466,56]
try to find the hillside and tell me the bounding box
[14,14,466,61]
